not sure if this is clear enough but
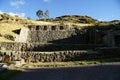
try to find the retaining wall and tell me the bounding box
[0,50,120,63]
[27,25,88,43]
[0,42,105,51]
[0,42,27,51]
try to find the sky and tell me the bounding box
[0,0,120,21]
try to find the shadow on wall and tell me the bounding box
[30,28,88,51]
[29,27,104,51]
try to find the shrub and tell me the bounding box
[4,34,14,41]
[3,55,10,63]
[0,33,2,37]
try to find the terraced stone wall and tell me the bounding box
[1,50,120,62]
[27,25,88,44]
[0,42,27,51]
[0,51,96,62]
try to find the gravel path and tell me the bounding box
[12,63,120,80]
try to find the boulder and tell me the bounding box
[2,64,8,68]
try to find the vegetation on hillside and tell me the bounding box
[0,13,51,42]
[0,13,120,42]
[45,15,98,24]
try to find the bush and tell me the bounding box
[3,55,10,63]
[0,33,2,37]
[4,34,14,41]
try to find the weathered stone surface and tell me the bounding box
[0,24,120,63]
[0,50,120,63]
[0,42,27,51]
[27,25,86,44]
[4,34,15,41]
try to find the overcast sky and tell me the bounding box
[0,0,120,21]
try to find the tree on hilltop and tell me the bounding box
[36,9,49,20]
[44,10,49,18]
[36,9,44,19]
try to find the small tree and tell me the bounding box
[36,9,44,19]
[44,10,49,18]
[27,17,31,20]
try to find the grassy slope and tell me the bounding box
[0,14,120,42]
[0,14,53,42]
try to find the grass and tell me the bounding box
[0,13,53,42]
[0,50,14,52]
[95,57,120,63]
[0,37,13,42]
[23,57,120,68]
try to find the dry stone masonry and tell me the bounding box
[0,49,120,63]
[27,24,85,43]
[1,24,119,51]
[0,24,120,62]
[26,24,98,51]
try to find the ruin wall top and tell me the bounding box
[27,24,74,31]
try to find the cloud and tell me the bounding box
[0,10,4,14]
[0,10,25,18]
[10,0,25,8]
[43,0,51,2]
[9,12,25,18]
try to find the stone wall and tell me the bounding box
[1,50,120,62]
[27,25,88,44]
[0,42,104,51]
[0,42,27,51]
[17,27,29,43]
[0,51,96,62]
[27,43,104,51]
